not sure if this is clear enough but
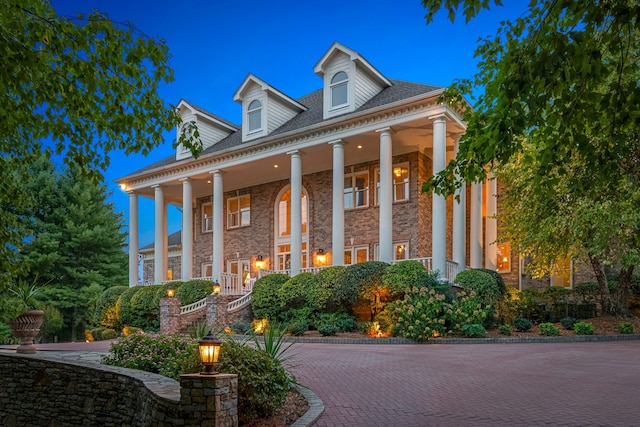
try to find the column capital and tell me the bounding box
[328,139,345,146]
[286,149,302,156]
[209,169,223,176]
[375,127,395,135]
[428,113,449,123]
[151,184,163,189]
[126,190,137,195]
[179,177,191,182]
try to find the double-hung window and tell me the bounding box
[344,172,369,209]
[330,71,348,109]
[227,195,250,229]
[375,163,410,204]
[247,100,262,133]
[202,203,213,233]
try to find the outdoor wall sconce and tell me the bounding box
[212,281,221,295]
[316,249,326,265]
[198,332,221,375]
[166,285,175,298]
[255,255,265,270]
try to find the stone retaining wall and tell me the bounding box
[0,353,237,427]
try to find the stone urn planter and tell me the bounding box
[7,309,45,354]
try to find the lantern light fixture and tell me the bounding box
[166,285,175,298]
[212,281,221,295]
[198,332,221,375]
[255,255,265,270]
[316,249,327,265]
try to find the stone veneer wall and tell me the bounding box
[0,353,237,427]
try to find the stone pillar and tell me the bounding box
[485,174,498,270]
[181,178,193,281]
[153,185,166,283]
[288,150,302,275]
[330,140,345,266]
[206,294,218,326]
[377,128,393,263]
[452,137,466,275]
[128,191,139,287]
[431,115,447,277]
[470,181,483,268]
[179,373,239,427]
[212,171,224,282]
[160,297,182,334]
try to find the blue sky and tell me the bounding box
[50,0,524,248]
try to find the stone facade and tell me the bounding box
[160,295,253,335]
[0,353,237,427]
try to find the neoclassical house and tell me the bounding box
[118,42,518,292]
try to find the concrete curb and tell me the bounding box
[292,384,324,427]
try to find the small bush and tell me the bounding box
[539,322,560,336]
[251,274,289,320]
[122,326,141,336]
[618,322,635,334]
[229,321,252,335]
[94,286,128,329]
[287,320,309,336]
[574,322,595,335]
[317,322,339,336]
[358,321,380,336]
[174,280,212,305]
[513,318,533,332]
[382,260,433,298]
[499,324,512,336]
[317,313,357,332]
[560,317,578,330]
[278,273,321,313]
[455,269,501,303]
[461,323,487,338]
[217,340,290,423]
[101,329,118,340]
[90,327,106,341]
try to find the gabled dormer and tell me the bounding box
[233,74,307,143]
[314,42,392,120]
[176,100,238,160]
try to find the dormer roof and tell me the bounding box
[233,74,307,111]
[313,41,392,87]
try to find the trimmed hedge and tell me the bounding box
[251,274,289,320]
[94,286,128,329]
[128,284,164,331]
[382,260,433,298]
[455,269,502,303]
[174,280,215,305]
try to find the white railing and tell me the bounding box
[390,257,433,271]
[228,293,252,313]
[180,298,207,315]
[301,266,328,274]
[445,260,459,283]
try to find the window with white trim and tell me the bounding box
[373,242,409,261]
[344,171,369,209]
[227,195,250,229]
[202,263,212,278]
[551,258,573,288]
[247,100,262,133]
[375,164,410,204]
[497,242,511,272]
[330,71,348,109]
[202,203,212,233]
[344,246,369,265]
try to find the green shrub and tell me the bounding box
[335,261,390,321]
[101,329,118,340]
[516,289,545,321]
[287,320,309,336]
[573,282,599,304]
[455,269,501,303]
[474,268,507,297]
[461,323,487,338]
[128,284,164,331]
[447,290,494,332]
[618,322,634,334]
[391,287,448,340]
[94,286,128,329]
[174,280,213,305]
[251,274,289,320]
[382,260,433,298]
[317,322,339,336]
[543,286,572,321]
[217,340,290,423]
[230,321,252,334]
[316,312,357,332]
[574,322,595,335]
[115,287,141,329]
[278,273,321,312]
[514,317,533,332]
[560,317,578,330]
[539,322,560,336]
[90,327,106,341]
[122,326,141,336]
[314,266,348,313]
[499,324,512,336]
[39,305,64,340]
[103,333,198,380]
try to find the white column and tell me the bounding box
[377,128,393,263]
[431,115,447,278]
[470,181,483,268]
[289,150,302,275]
[128,191,139,287]
[181,178,193,281]
[452,137,466,275]
[330,140,345,266]
[153,185,166,283]
[212,171,224,282]
[485,174,498,270]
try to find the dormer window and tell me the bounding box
[247,100,262,133]
[330,72,349,109]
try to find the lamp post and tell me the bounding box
[255,255,264,270]
[166,284,175,298]
[198,332,221,375]
[212,281,221,296]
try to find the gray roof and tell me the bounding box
[129,79,441,176]
[140,230,182,250]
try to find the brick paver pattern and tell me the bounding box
[289,341,640,427]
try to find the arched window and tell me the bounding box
[274,186,308,270]
[330,71,348,108]
[247,99,262,132]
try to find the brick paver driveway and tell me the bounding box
[289,341,640,427]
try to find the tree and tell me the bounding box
[0,0,200,283]
[20,157,130,339]
[421,0,640,313]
